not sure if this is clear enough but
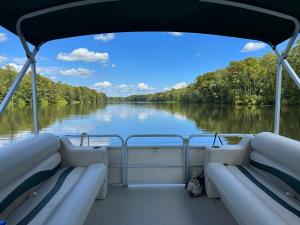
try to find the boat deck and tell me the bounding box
[85,185,237,225]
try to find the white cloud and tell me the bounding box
[111,64,116,68]
[0,55,8,63]
[241,42,266,52]
[95,81,112,88]
[3,63,23,71]
[49,76,57,81]
[168,32,183,37]
[94,33,115,42]
[137,82,153,91]
[0,33,8,42]
[117,84,130,91]
[37,67,59,75]
[163,83,187,91]
[172,82,187,89]
[57,48,109,62]
[59,68,95,78]
[96,82,156,97]
[1,57,31,65]
[11,57,27,64]
[2,63,60,75]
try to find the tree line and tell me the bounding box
[120,40,300,105]
[0,67,107,106]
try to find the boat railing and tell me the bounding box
[66,134,126,184]
[125,134,185,185]
[65,132,251,185]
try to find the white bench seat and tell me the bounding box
[205,132,300,225]
[206,162,299,225]
[0,134,107,225]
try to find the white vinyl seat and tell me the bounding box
[0,134,107,225]
[205,132,300,225]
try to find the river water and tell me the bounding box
[0,103,299,146]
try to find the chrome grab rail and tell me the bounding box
[65,133,251,185]
[125,134,186,185]
[65,134,126,185]
[79,132,89,146]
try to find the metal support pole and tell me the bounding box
[273,49,300,89]
[0,47,38,116]
[274,59,283,134]
[273,45,300,134]
[183,138,189,183]
[31,62,39,134]
[16,13,42,134]
[283,27,299,59]
[281,59,300,89]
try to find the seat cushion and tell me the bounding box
[0,133,61,189]
[250,132,300,198]
[6,163,106,225]
[251,132,300,177]
[46,163,106,225]
[0,153,61,219]
[206,162,300,225]
[250,151,300,197]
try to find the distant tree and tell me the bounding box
[0,68,107,105]
[117,40,300,105]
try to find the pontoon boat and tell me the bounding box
[0,1,299,225]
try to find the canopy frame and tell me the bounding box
[0,0,300,135]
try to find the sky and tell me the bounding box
[0,26,296,97]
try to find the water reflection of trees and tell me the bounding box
[144,103,300,140]
[0,103,107,137]
[1,102,299,141]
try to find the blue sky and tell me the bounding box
[0,26,295,97]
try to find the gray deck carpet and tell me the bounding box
[85,185,238,225]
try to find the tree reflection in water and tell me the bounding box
[0,103,299,142]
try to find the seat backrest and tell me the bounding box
[0,133,61,218]
[0,133,61,189]
[250,132,300,194]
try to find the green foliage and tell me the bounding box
[0,67,107,105]
[119,40,300,105]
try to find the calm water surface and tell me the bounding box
[0,103,299,146]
